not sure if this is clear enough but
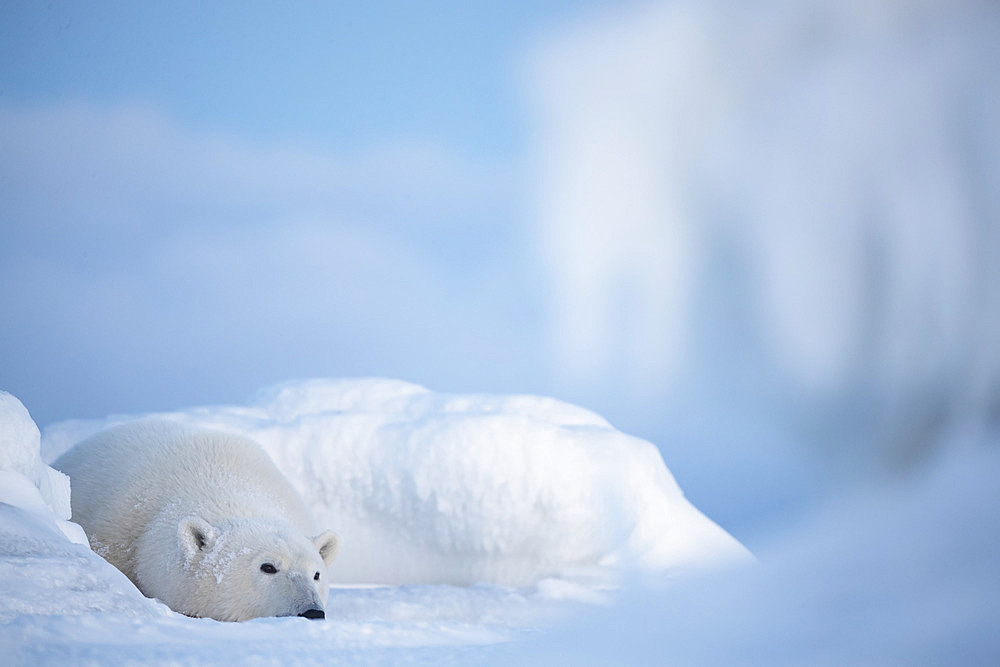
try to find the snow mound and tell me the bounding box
[0,389,578,660]
[0,391,161,623]
[43,378,752,586]
[0,391,74,524]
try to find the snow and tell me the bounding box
[41,378,751,587]
[2,380,749,662]
[0,392,84,545]
[3,382,998,663]
[0,392,73,522]
[0,393,162,634]
[7,380,995,663]
[510,444,1000,664]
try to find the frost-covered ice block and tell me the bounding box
[44,378,752,586]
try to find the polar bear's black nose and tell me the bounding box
[299,609,325,620]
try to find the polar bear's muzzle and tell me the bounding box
[298,608,325,620]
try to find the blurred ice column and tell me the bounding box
[528,0,1000,473]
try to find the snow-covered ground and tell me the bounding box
[2,381,753,663]
[6,380,998,663]
[4,380,999,663]
[513,441,1000,664]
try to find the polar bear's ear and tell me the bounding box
[178,517,217,559]
[313,530,339,567]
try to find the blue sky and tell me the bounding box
[0,0,616,424]
[1,1,607,157]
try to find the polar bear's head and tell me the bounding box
[175,516,339,622]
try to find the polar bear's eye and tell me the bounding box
[313,571,320,581]
[260,563,278,574]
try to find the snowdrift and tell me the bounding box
[0,391,163,624]
[4,384,996,663]
[511,443,1000,664]
[1,380,751,661]
[41,378,751,586]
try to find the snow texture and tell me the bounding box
[0,392,163,629]
[4,381,999,663]
[0,392,84,546]
[0,392,73,524]
[3,381,746,663]
[508,443,1000,665]
[42,378,752,587]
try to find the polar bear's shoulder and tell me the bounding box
[54,419,314,540]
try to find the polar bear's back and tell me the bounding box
[53,420,314,581]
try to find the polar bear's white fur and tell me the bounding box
[53,420,339,622]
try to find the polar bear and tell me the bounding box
[53,420,339,622]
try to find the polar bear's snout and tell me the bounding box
[299,608,325,620]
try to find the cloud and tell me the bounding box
[0,100,536,425]
[0,101,514,236]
